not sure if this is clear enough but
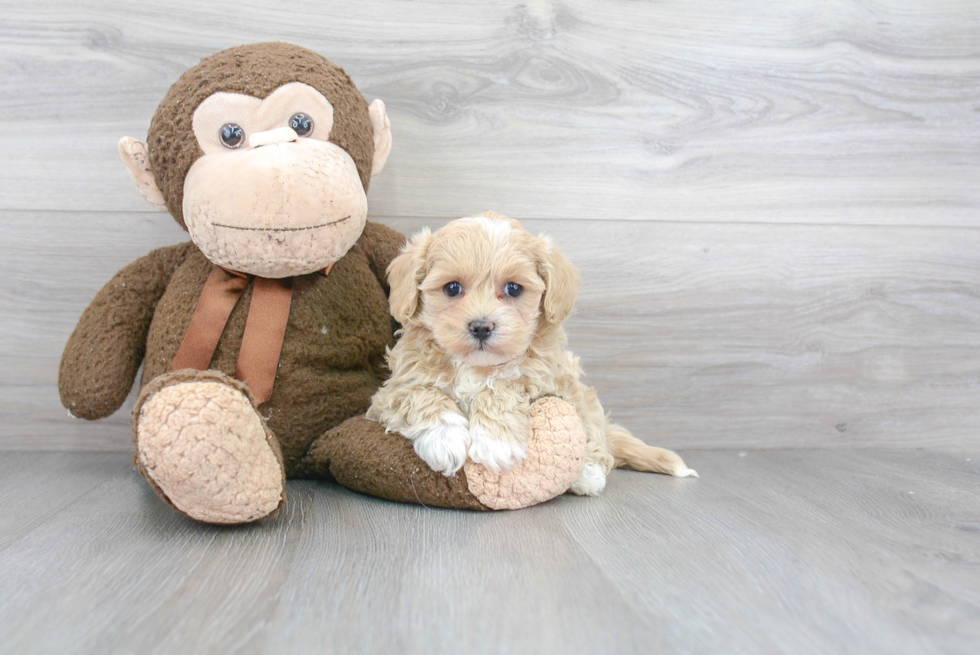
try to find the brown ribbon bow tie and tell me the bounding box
[172,263,334,404]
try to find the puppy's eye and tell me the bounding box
[444,281,462,297]
[504,282,524,298]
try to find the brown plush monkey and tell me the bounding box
[60,43,405,523]
[60,43,586,523]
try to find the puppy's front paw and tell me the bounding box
[467,425,528,474]
[568,462,607,496]
[410,413,470,476]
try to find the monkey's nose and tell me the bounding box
[469,320,494,342]
[249,126,299,148]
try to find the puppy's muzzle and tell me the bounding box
[469,320,495,342]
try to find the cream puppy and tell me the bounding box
[367,212,696,495]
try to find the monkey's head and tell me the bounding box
[119,43,392,278]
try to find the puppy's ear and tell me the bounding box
[387,228,433,324]
[538,237,580,325]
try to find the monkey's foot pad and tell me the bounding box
[135,378,285,524]
[464,397,587,510]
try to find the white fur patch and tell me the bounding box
[467,425,527,474]
[463,215,512,242]
[673,467,699,478]
[568,462,607,496]
[406,412,471,476]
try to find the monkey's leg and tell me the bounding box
[132,370,286,524]
[295,416,488,510]
[295,397,587,511]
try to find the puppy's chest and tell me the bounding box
[438,364,562,414]
[439,365,525,414]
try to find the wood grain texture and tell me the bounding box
[0,0,978,224]
[5,211,980,450]
[2,1,979,451]
[0,450,977,654]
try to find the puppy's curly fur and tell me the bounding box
[367,212,696,495]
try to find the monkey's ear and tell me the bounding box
[538,237,580,325]
[118,137,168,212]
[368,99,392,176]
[387,228,432,324]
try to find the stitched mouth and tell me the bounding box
[212,216,350,232]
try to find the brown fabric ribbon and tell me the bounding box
[172,267,251,375]
[173,263,334,405]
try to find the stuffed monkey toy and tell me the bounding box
[60,43,587,523]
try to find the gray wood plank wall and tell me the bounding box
[2,0,979,450]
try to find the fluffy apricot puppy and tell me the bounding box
[368,212,697,495]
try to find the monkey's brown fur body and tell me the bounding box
[59,44,588,523]
[60,232,399,470]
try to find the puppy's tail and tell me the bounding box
[606,422,698,478]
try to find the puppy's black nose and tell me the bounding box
[469,320,494,341]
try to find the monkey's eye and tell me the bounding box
[289,113,314,137]
[444,281,462,298]
[504,282,524,298]
[219,123,246,149]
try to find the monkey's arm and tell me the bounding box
[359,221,408,352]
[358,221,407,297]
[59,242,198,420]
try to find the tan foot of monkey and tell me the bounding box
[133,370,286,524]
[463,397,588,510]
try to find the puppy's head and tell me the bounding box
[388,212,579,367]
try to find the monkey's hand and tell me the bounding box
[358,221,408,299]
[59,242,196,420]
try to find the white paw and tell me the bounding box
[568,462,607,496]
[467,424,527,474]
[674,467,699,478]
[408,413,471,476]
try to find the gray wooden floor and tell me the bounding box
[1,449,977,655]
